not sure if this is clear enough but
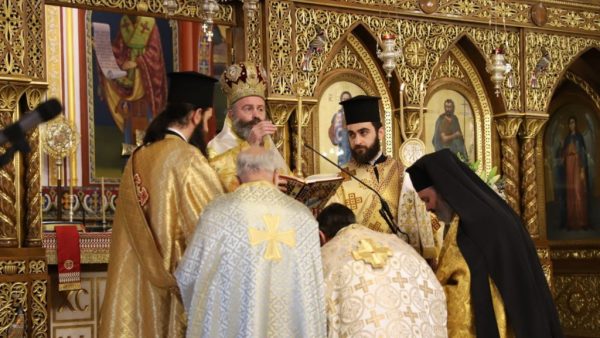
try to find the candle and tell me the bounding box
[69,179,73,222]
[101,177,106,225]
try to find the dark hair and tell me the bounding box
[317,203,356,240]
[143,102,202,145]
[188,127,208,156]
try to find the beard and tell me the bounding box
[188,125,207,156]
[351,137,381,164]
[232,116,262,141]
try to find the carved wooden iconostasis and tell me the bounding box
[1,0,600,336]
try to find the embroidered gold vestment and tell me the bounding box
[436,216,513,337]
[327,157,436,258]
[175,181,326,337]
[99,135,223,338]
[322,224,448,337]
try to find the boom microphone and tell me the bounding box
[0,98,62,167]
[0,98,62,146]
[304,143,407,237]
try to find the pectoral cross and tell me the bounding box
[351,238,393,268]
[249,214,296,262]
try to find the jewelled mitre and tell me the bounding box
[220,61,267,104]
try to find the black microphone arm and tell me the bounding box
[0,98,62,167]
[304,143,407,237]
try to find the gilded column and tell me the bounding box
[495,114,523,215]
[520,115,547,238]
[24,88,44,247]
[0,84,22,248]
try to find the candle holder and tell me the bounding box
[292,79,310,178]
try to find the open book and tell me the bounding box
[280,173,344,211]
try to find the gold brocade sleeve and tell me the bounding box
[208,142,246,192]
[436,216,513,338]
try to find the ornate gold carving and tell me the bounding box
[324,45,363,73]
[0,85,23,248]
[290,5,521,113]
[495,116,522,214]
[403,38,426,68]
[268,1,294,96]
[31,279,47,337]
[0,0,26,76]
[44,0,234,24]
[29,259,46,274]
[24,88,43,247]
[520,117,547,238]
[432,53,466,84]
[551,249,600,260]
[0,282,27,333]
[525,32,598,113]
[0,260,26,275]
[536,247,553,288]
[554,275,600,335]
[564,71,600,113]
[245,2,262,65]
[302,0,600,33]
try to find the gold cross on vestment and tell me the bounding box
[345,193,363,210]
[351,238,392,269]
[249,214,296,262]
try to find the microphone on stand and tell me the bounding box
[0,98,62,167]
[304,143,407,237]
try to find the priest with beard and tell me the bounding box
[207,61,288,192]
[326,95,436,259]
[99,72,224,338]
[407,149,563,337]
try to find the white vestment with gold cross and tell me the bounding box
[175,181,326,338]
[327,157,437,258]
[321,224,448,338]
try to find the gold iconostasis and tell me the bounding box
[1,0,600,336]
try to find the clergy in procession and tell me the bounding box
[99,72,224,338]
[207,61,288,192]
[176,146,326,337]
[326,95,436,258]
[407,149,563,338]
[318,203,448,337]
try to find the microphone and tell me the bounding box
[0,98,62,146]
[0,98,62,167]
[304,143,407,237]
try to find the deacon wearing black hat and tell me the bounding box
[407,149,563,338]
[325,95,436,259]
[100,72,224,338]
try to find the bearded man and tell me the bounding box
[326,95,436,258]
[207,61,288,192]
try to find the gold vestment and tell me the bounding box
[99,135,223,338]
[322,224,447,337]
[175,181,326,337]
[436,215,513,337]
[327,157,436,258]
[207,117,288,192]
